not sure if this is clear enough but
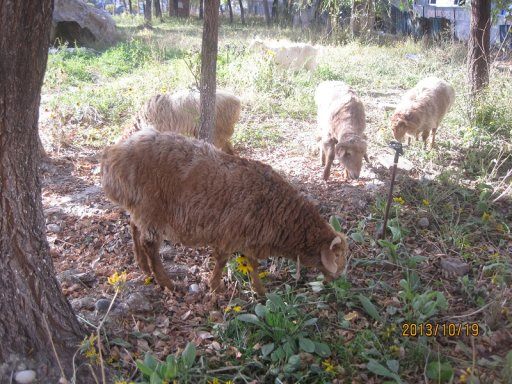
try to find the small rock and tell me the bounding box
[189,283,200,293]
[47,223,62,233]
[71,296,96,311]
[125,292,153,312]
[418,217,429,228]
[95,298,112,313]
[440,257,470,277]
[14,370,36,384]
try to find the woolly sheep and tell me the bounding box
[391,77,455,149]
[249,38,318,71]
[101,130,348,296]
[130,89,241,154]
[315,81,369,181]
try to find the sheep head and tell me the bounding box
[391,112,410,142]
[300,233,348,280]
[335,136,368,179]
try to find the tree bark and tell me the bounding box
[199,0,204,19]
[198,0,220,142]
[468,0,491,94]
[128,0,133,14]
[154,0,162,19]
[263,0,271,25]
[239,0,245,24]
[0,0,86,380]
[144,0,152,24]
[227,0,233,23]
[272,0,278,22]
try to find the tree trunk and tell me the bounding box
[239,0,245,24]
[198,0,220,142]
[128,0,133,14]
[154,0,162,19]
[272,0,278,22]
[0,1,86,381]
[144,0,152,24]
[263,0,271,26]
[227,0,233,23]
[199,0,204,19]
[468,0,491,94]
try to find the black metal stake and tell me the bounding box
[378,141,404,240]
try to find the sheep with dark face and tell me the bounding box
[101,130,348,296]
[316,81,368,181]
[391,77,455,149]
[126,89,240,154]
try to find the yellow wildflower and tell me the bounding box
[393,196,405,205]
[482,212,491,222]
[208,379,220,384]
[459,367,474,383]
[236,255,253,275]
[322,359,336,373]
[224,306,232,313]
[232,305,242,312]
[108,271,127,287]
[258,271,269,279]
[389,345,400,357]
[422,199,430,206]
[144,276,153,285]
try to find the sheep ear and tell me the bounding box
[335,143,346,156]
[321,248,338,275]
[330,236,342,249]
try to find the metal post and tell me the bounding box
[378,141,404,240]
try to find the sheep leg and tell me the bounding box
[322,143,335,181]
[223,142,235,155]
[140,230,174,290]
[209,250,229,293]
[422,130,430,150]
[320,146,325,166]
[247,257,266,296]
[130,221,151,275]
[430,128,437,149]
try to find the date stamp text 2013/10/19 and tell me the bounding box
[401,322,480,337]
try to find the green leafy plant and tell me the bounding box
[235,291,331,369]
[136,342,198,383]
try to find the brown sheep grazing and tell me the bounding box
[391,77,455,149]
[131,89,241,154]
[101,130,348,296]
[315,81,368,181]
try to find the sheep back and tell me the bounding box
[133,89,241,154]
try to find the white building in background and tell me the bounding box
[412,0,511,44]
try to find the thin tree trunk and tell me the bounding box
[198,0,220,142]
[468,0,491,94]
[199,0,204,19]
[144,0,152,24]
[263,0,271,26]
[227,0,233,23]
[239,0,245,24]
[272,0,278,22]
[154,0,162,19]
[128,0,133,14]
[0,1,87,381]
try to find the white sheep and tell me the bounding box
[101,130,348,296]
[249,38,319,71]
[129,89,241,154]
[391,77,455,149]
[316,81,368,181]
